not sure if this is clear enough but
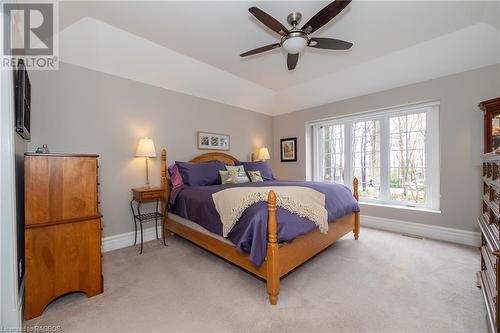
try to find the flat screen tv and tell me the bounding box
[15,59,31,140]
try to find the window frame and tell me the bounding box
[309,101,440,210]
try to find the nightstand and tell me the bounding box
[130,186,167,254]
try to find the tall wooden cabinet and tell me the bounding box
[479,97,500,333]
[479,153,500,333]
[24,153,103,320]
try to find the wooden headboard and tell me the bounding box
[160,149,240,213]
[189,152,239,165]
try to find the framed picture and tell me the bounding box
[197,131,230,151]
[280,137,297,162]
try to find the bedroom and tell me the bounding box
[0,0,499,332]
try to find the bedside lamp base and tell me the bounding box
[144,157,150,188]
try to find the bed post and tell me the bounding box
[266,190,280,305]
[161,149,171,241]
[353,177,360,240]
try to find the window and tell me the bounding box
[318,124,344,183]
[352,120,381,200]
[389,113,426,204]
[310,102,439,210]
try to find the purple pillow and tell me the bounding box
[240,161,275,181]
[168,163,183,188]
[175,160,226,186]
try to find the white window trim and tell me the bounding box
[309,101,440,211]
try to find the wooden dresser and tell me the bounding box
[24,153,103,320]
[479,97,500,332]
[479,153,500,332]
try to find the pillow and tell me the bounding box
[247,170,263,182]
[219,170,239,184]
[175,160,226,186]
[167,163,183,188]
[240,161,274,181]
[226,165,250,183]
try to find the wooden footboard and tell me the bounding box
[265,177,359,304]
[159,149,360,305]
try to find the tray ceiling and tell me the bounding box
[57,1,500,115]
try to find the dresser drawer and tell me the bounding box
[482,246,497,293]
[478,270,497,332]
[143,190,163,199]
[134,190,163,201]
[486,161,500,189]
[487,162,493,179]
[482,269,497,321]
[491,207,500,228]
[484,201,492,224]
[478,217,500,255]
[485,200,500,230]
[483,246,498,271]
[493,162,499,182]
[491,186,500,212]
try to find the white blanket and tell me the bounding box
[212,186,328,237]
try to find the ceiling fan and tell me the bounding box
[240,0,353,70]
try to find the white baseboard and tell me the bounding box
[102,226,163,253]
[361,215,480,247]
[102,216,480,253]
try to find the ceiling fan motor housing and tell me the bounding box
[287,12,302,27]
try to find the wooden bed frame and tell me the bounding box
[160,149,360,305]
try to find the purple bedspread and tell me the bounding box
[169,180,359,267]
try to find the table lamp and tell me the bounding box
[256,147,270,161]
[136,137,157,187]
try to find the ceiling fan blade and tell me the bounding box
[302,0,351,35]
[249,7,289,36]
[308,37,352,50]
[287,53,299,70]
[240,43,281,57]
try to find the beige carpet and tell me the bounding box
[24,228,485,333]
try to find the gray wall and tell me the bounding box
[28,63,273,237]
[272,64,500,232]
[28,62,500,236]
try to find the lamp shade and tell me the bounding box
[257,147,270,160]
[136,137,157,157]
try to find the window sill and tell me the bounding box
[359,201,441,214]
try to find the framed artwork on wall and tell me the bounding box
[280,137,297,162]
[197,131,230,151]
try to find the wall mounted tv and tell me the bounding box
[15,59,31,140]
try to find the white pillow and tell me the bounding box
[226,165,250,183]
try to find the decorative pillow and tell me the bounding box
[226,165,250,183]
[167,163,183,188]
[247,170,263,182]
[240,161,274,181]
[175,160,226,186]
[219,170,239,184]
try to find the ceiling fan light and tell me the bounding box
[282,36,307,54]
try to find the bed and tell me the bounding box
[160,149,360,305]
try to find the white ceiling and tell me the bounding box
[56,1,500,115]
